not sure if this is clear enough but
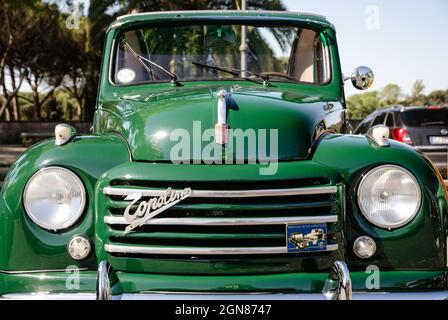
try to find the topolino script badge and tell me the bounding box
[123,187,192,234]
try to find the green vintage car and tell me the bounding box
[1,10,447,300]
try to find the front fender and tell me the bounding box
[313,134,448,269]
[0,134,130,271]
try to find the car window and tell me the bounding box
[372,113,386,126]
[385,113,394,127]
[355,116,373,134]
[394,112,403,127]
[401,109,448,127]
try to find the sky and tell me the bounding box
[283,0,448,96]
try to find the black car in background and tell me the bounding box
[354,106,448,179]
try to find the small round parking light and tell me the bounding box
[353,236,376,259]
[68,235,91,260]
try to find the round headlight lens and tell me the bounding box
[23,167,86,231]
[357,165,421,229]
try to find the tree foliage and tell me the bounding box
[347,91,381,120]
[120,0,285,11]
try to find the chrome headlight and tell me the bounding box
[23,167,86,231]
[357,165,421,229]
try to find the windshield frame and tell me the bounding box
[108,20,334,88]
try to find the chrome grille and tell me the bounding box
[102,182,342,257]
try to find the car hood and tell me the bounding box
[101,85,341,162]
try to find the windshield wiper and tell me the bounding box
[192,61,271,86]
[122,39,181,86]
[420,121,446,127]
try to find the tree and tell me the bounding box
[0,0,38,121]
[424,90,448,106]
[410,80,425,100]
[347,91,381,119]
[0,1,16,121]
[82,0,120,121]
[61,15,89,120]
[380,84,402,106]
[407,80,425,105]
[120,0,285,11]
[16,3,69,120]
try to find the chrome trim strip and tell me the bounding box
[104,215,338,226]
[104,243,339,255]
[116,292,325,300]
[430,162,448,167]
[117,291,448,300]
[103,186,338,198]
[415,146,448,151]
[3,291,448,300]
[353,292,448,300]
[0,268,90,274]
[1,293,96,300]
[421,153,447,157]
[107,38,116,88]
[116,10,327,21]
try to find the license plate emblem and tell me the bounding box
[287,223,327,252]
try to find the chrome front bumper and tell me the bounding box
[97,261,354,301]
[1,261,447,300]
[3,291,448,300]
[84,260,446,300]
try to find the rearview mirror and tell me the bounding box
[205,25,237,48]
[345,66,374,90]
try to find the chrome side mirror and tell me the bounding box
[345,66,374,90]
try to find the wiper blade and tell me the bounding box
[420,121,445,126]
[192,61,270,86]
[122,39,181,86]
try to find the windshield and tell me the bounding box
[401,109,448,127]
[113,24,331,85]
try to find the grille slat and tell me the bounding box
[107,224,287,234]
[109,236,286,247]
[106,198,335,212]
[105,215,338,226]
[105,243,339,255]
[103,186,338,198]
[108,230,285,240]
[109,178,331,190]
